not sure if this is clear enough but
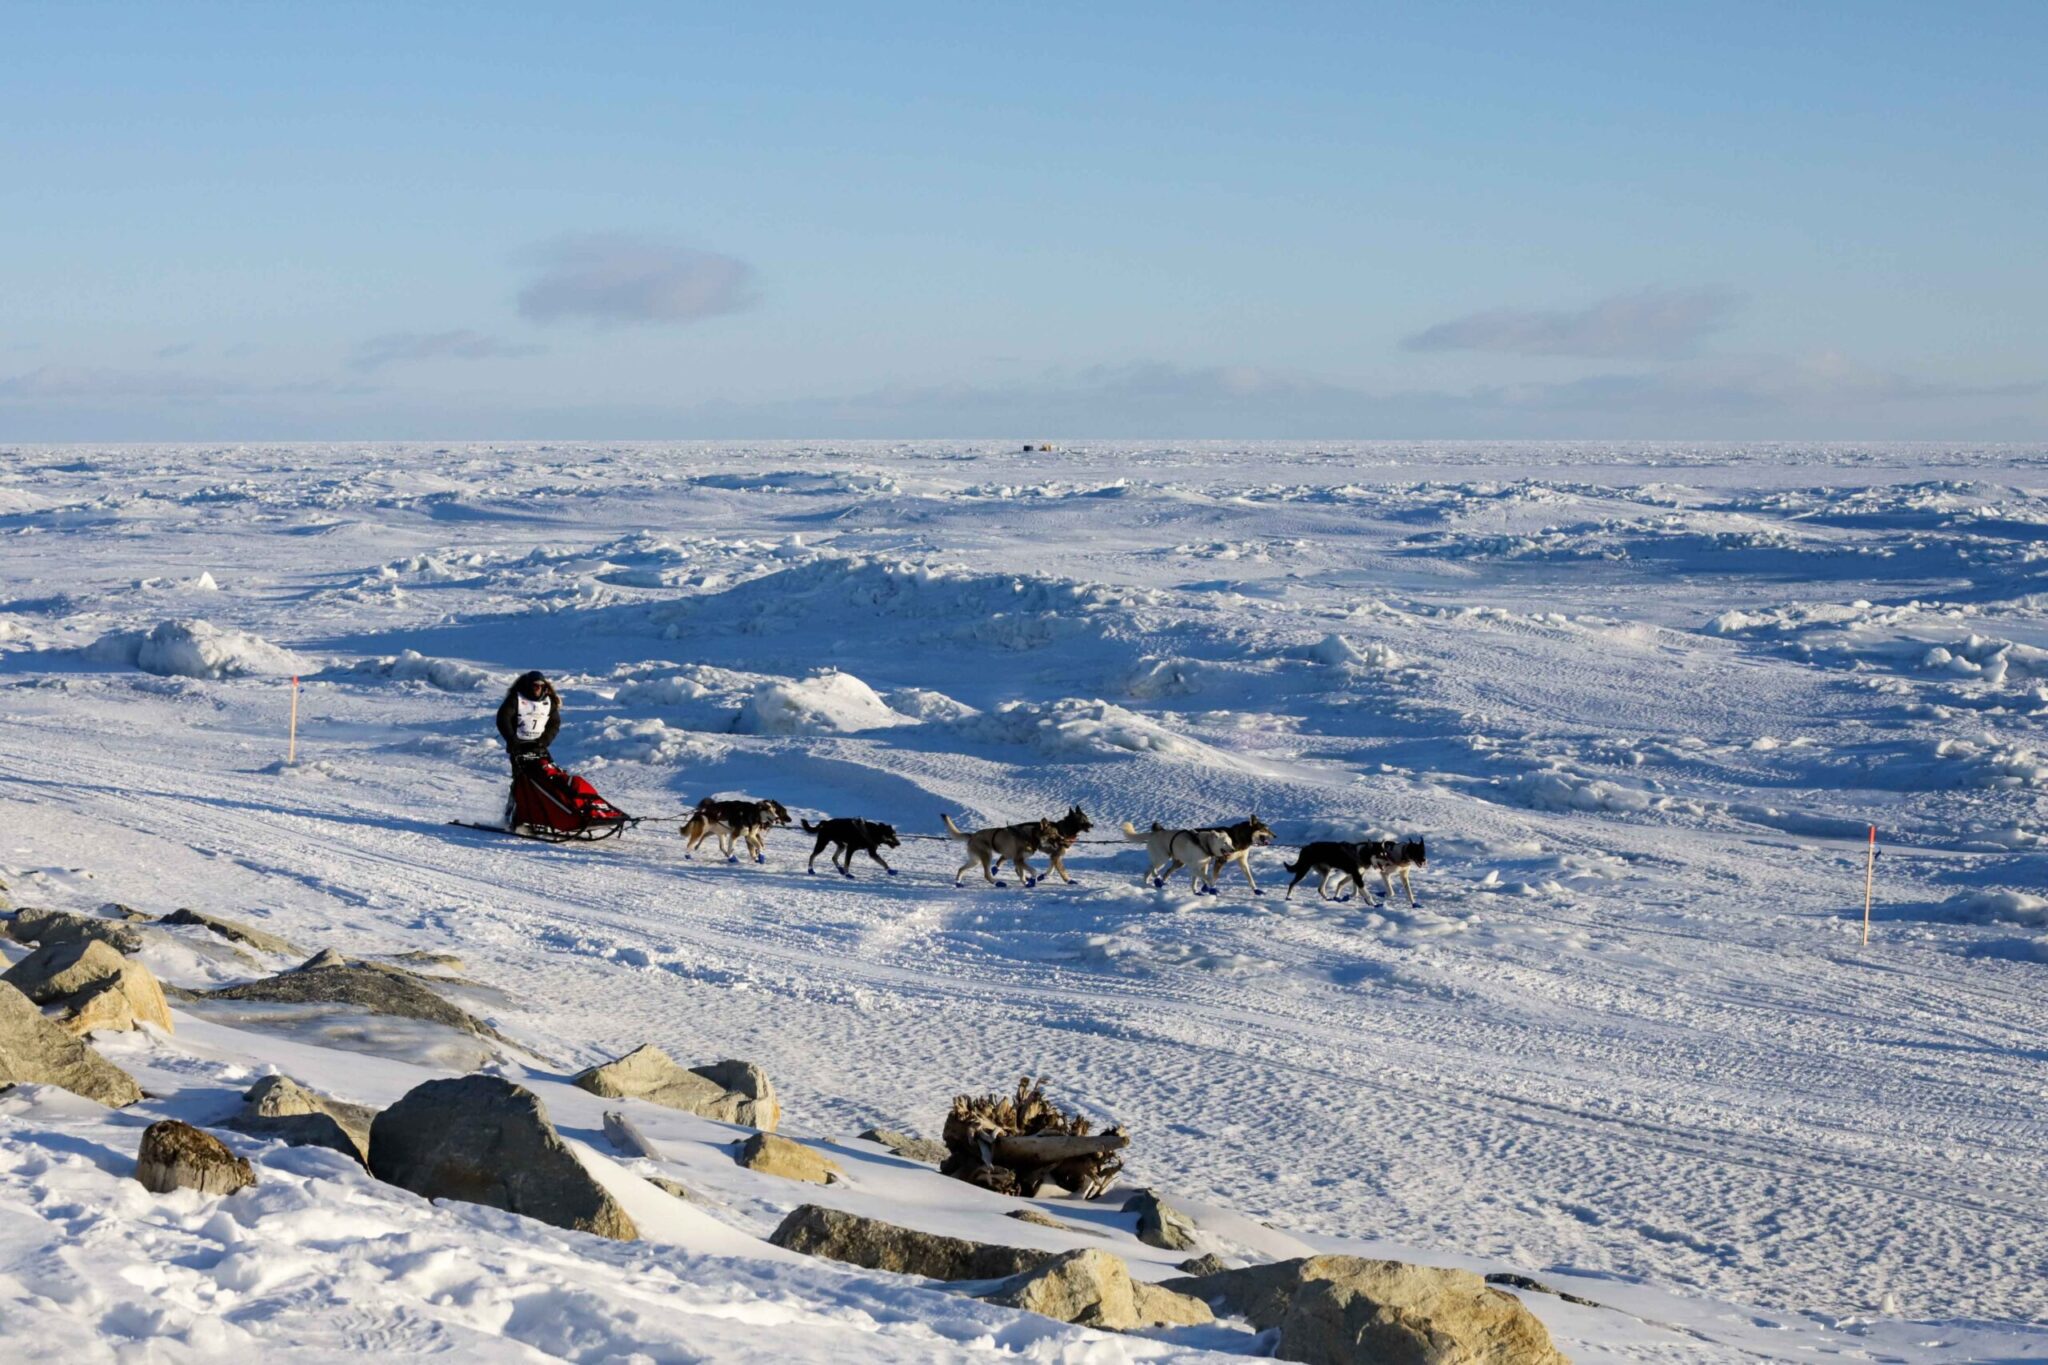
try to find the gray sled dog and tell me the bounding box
[942,813,1061,888]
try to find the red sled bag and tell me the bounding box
[508,760,635,841]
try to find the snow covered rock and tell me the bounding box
[157,908,303,958]
[735,1132,840,1184]
[368,1075,638,1242]
[228,1075,374,1164]
[601,1110,661,1159]
[205,953,508,1043]
[1124,1187,1199,1251]
[1,938,173,1035]
[571,1045,779,1130]
[859,1127,948,1164]
[736,670,907,735]
[0,982,144,1105]
[982,1247,1214,1331]
[135,1120,256,1197]
[83,618,307,679]
[768,1204,1050,1280]
[4,907,143,955]
[1167,1255,1568,1365]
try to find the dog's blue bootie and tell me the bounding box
[756,855,766,865]
[886,868,898,876]
[840,869,854,879]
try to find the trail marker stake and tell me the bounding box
[288,675,300,766]
[1862,825,1876,945]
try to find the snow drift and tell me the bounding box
[84,619,307,679]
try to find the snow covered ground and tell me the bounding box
[2,440,2044,1361]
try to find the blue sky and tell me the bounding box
[2,1,2043,440]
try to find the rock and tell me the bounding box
[205,953,508,1042]
[4,907,143,955]
[647,1176,695,1200]
[158,908,303,957]
[983,1248,1214,1331]
[368,1074,636,1241]
[1133,1279,1217,1327]
[1,938,173,1035]
[389,950,464,971]
[1485,1271,1603,1309]
[571,1044,777,1129]
[1166,1256,1569,1365]
[735,1131,840,1184]
[102,902,154,922]
[0,982,144,1106]
[602,1110,662,1159]
[1123,1188,1198,1251]
[859,1127,949,1164]
[1178,1253,1229,1276]
[1008,1207,1067,1229]
[769,1204,1050,1280]
[228,1075,375,1164]
[135,1120,255,1196]
[689,1057,780,1131]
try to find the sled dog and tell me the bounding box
[1037,805,1093,885]
[1196,816,1276,895]
[1282,840,1381,902]
[943,813,1061,888]
[681,797,791,864]
[801,817,901,878]
[1120,821,1234,894]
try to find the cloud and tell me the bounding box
[349,329,543,372]
[516,234,756,327]
[1402,286,1741,360]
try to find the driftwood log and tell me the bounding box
[941,1077,1128,1198]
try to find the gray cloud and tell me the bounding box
[349,329,544,372]
[1403,286,1741,360]
[516,234,756,327]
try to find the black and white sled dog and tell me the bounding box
[1281,840,1379,902]
[943,813,1062,888]
[1283,837,1428,905]
[681,797,792,864]
[1120,821,1235,894]
[1367,837,1426,906]
[801,817,901,878]
[1196,816,1276,895]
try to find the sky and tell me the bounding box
[2,1,2044,441]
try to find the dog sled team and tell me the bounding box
[488,672,1427,903]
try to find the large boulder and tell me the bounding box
[2,938,173,1035]
[204,953,509,1043]
[859,1127,948,1164]
[1167,1256,1568,1365]
[735,1131,840,1184]
[4,907,143,955]
[571,1044,778,1129]
[228,1075,375,1164]
[367,1074,636,1241]
[1124,1188,1198,1251]
[136,1120,255,1196]
[158,908,303,957]
[769,1204,1050,1280]
[983,1248,1214,1331]
[0,982,144,1105]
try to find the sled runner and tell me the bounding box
[493,759,637,842]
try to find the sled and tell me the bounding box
[489,759,638,842]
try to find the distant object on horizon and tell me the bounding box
[1022,442,1059,453]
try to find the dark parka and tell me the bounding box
[495,671,561,769]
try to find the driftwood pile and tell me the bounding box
[941,1077,1128,1198]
